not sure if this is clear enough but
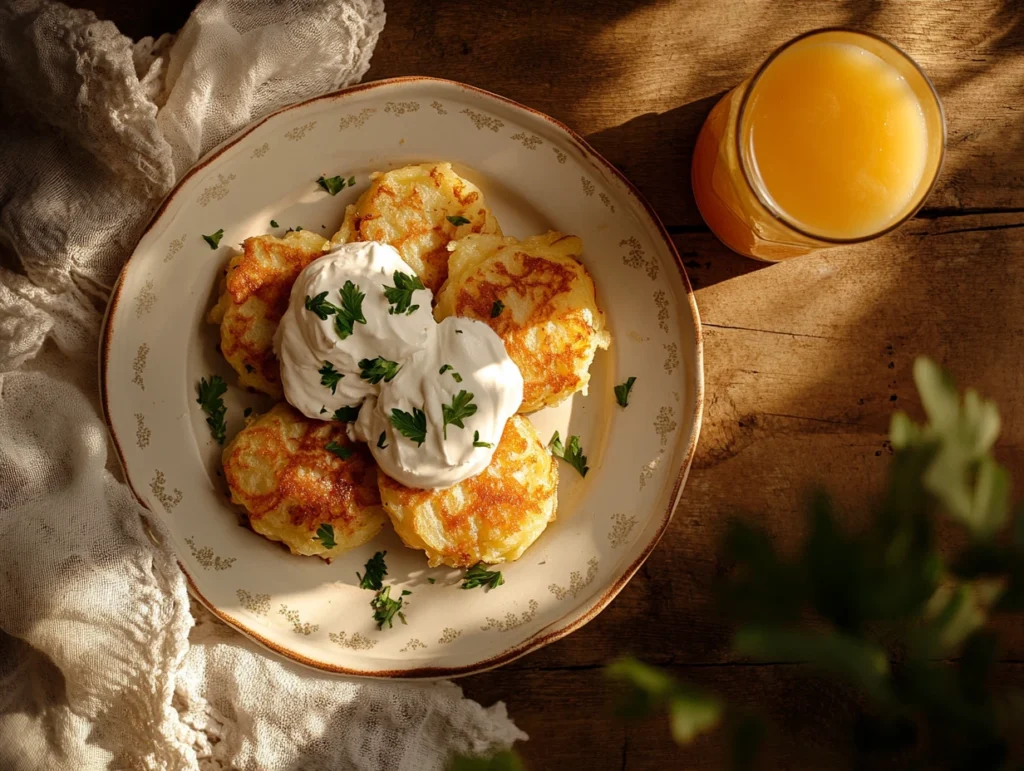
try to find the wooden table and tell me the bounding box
[78,1,1024,767]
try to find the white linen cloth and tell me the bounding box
[0,1,526,769]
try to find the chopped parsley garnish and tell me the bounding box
[549,430,590,478]
[357,551,388,590]
[320,406,327,414]
[270,219,279,228]
[334,281,367,339]
[427,577,437,584]
[243,407,253,418]
[316,175,346,195]
[333,405,361,422]
[439,364,464,383]
[304,282,367,340]
[314,523,337,549]
[196,375,228,444]
[347,175,356,186]
[371,586,410,629]
[319,361,343,394]
[490,300,505,318]
[614,376,637,408]
[383,270,426,316]
[286,225,304,232]
[446,214,471,227]
[359,357,401,384]
[442,390,477,439]
[377,431,389,449]
[461,563,505,591]
[473,430,493,449]
[202,229,224,249]
[390,407,427,446]
[325,440,352,460]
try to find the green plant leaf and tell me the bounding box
[734,627,893,706]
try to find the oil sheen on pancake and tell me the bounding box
[222,403,384,559]
[208,230,327,398]
[378,415,558,568]
[330,162,501,293]
[435,231,611,413]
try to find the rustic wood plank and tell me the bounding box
[463,663,1024,770]
[367,0,1024,226]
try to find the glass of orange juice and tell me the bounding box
[691,28,945,261]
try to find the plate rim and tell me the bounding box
[99,75,705,679]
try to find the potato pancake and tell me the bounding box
[378,415,557,568]
[208,230,327,398]
[330,162,501,293]
[434,231,611,413]
[222,403,384,559]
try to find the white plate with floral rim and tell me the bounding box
[101,77,703,678]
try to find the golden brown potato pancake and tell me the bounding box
[378,415,557,568]
[330,162,501,293]
[222,403,384,559]
[434,231,611,413]
[208,230,327,398]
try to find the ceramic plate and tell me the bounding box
[101,77,703,678]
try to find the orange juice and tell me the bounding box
[692,29,945,261]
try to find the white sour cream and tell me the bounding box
[275,241,523,489]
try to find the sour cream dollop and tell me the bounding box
[275,241,524,489]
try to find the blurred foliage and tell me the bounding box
[606,357,1024,769]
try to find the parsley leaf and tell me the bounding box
[427,577,437,584]
[333,405,361,422]
[305,291,339,320]
[442,390,477,439]
[377,431,389,449]
[320,406,327,414]
[357,551,388,591]
[439,364,453,376]
[461,562,505,591]
[202,229,224,249]
[390,407,427,446]
[270,219,279,228]
[383,270,426,316]
[491,300,505,318]
[549,430,590,478]
[347,175,356,186]
[370,586,410,629]
[334,281,367,339]
[359,357,401,384]
[314,523,337,549]
[446,215,471,227]
[325,440,352,460]
[196,375,228,444]
[319,361,343,394]
[615,376,637,408]
[317,175,346,195]
[243,407,252,418]
[473,430,493,449]
[439,364,463,382]
[286,225,304,232]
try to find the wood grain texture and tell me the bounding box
[69,0,1024,768]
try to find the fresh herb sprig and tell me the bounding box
[371,586,410,629]
[196,375,228,444]
[325,440,352,460]
[316,175,345,195]
[319,361,343,394]
[446,214,471,227]
[442,390,478,439]
[357,551,388,591]
[333,405,361,422]
[359,357,401,384]
[304,282,366,339]
[390,407,427,446]
[549,431,589,477]
[383,271,426,316]
[473,430,493,448]
[202,229,224,249]
[461,562,505,591]
[314,523,337,549]
[615,376,637,408]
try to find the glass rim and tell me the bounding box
[735,27,947,245]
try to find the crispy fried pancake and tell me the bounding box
[208,230,327,397]
[378,415,557,568]
[330,162,501,293]
[222,403,384,559]
[435,231,611,413]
